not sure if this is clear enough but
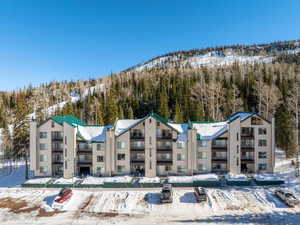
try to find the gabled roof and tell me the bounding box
[114,113,181,137]
[226,112,255,123]
[192,122,228,140]
[77,125,110,143]
[51,115,87,128]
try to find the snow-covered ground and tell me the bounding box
[1,150,300,224]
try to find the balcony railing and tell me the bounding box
[78,159,92,164]
[130,134,145,140]
[52,158,63,163]
[157,134,173,139]
[131,157,145,163]
[212,157,227,161]
[77,147,92,152]
[52,147,63,152]
[52,134,63,141]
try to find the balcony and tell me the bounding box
[157,158,173,165]
[241,156,254,163]
[157,134,173,140]
[157,147,172,152]
[130,143,145,151]
[77,159,92,165]
[130,134,145,140]
[212,139,227,149]
[52,147,63,152]
[241,128,254,137]
[52,158,63,164]
[77,146,92,153]
[52,133,63,141]
[131,157,145,164]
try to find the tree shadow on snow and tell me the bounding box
[171,211,300,225]
[43,194,57,207]
[144,193,161,205]
[180,192,197,203]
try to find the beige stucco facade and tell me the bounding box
[29,113,275,178]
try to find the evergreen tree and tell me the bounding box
[127,106,134,119]
[159,88,169,119]
[105,91,118,125]
[275,103,295,157]
[174,102,184,123]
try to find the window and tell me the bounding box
[157,122,160,126]
[198,140,207,148]
[259,152,267,159]
[117,153,125,161]
[198,164,206,171]
[65,148,67,157]
[258,139,267,147]
[117,141,125,149]
[241,127,253,136]
[258,128,267,135]
[177,142,185,149]
[237,157,239,167]
[65,136,67,145]
[39,155,47,162]
[51,121,55,128]
[40,132,47,139]
[177,165,186,173]
[39,143,47,150]
[237,145,239,154]
[39,166,48,174]
[259,163,267,171]
[97,156,104,162]
[149,137,152,145]
[97,143,104,151]
[150,161,152,169]
[65,161,67,169]
[117,165,125,173]
[177,153,186,161]
[198,152,207,159]
[237,132,239,141]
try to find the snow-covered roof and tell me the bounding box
[192,122,228,140]
[77,125,107,142]
[168,123,189,142]
[115,119,143,136]
[227,112,255,122]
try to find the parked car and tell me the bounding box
[160,184,173,203]
[275,189,299,207]
[55,188,73,203]
[194,187,207,202]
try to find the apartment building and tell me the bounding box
[30,112,275,178]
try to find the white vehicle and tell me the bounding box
[275,189,299,207]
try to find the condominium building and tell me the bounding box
[29,112,275,178]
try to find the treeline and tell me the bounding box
[0,54,300,159]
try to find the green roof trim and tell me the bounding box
[51,115,87,128]
[149,112,169,124]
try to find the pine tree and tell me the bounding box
[159,88,169,119]
[275,103,295,157]
[105,91,118,125]
[174,102,184,123]
[127,106,134,119]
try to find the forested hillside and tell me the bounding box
[0,39,300,158]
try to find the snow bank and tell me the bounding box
[168,174,219,183]
[53,177,81,184]
[254,174,283,181]
[82,175,133,184]
[225,173,249,181]
[25,177,52,184]
[139,177,160,183]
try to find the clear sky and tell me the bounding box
[0,0,300,91]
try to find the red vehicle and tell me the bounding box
[55,188,73,203]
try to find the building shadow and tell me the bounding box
[144,192,161,205]
[179,192,197,203]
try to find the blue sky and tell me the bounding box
[0,0,300,91]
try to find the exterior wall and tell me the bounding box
[30,113,275,178]
[196,139,212,173]
[92,142,106,176]
[105,128,115,176]
[144,117,157,177]
[63,122,76,178]
[240,115,273,173]
[187,128,197,175]
[228,117,241,174]
[35,120,56,176]
[115,131,131,175]
[29,121,37,175]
